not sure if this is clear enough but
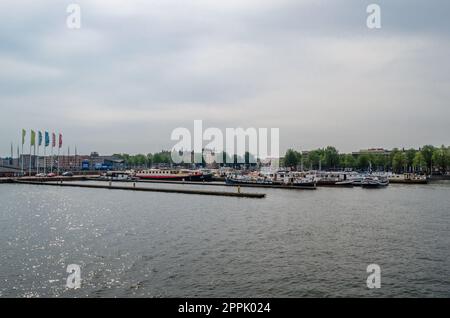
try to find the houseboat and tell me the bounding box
[388,173,428,184]
[135,169,211,181]
[361,176,389,188]
[311,171,354,187]
[100,170,135,181]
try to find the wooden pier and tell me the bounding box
[11,180,266,198]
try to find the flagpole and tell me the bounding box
[21,141,24,175]
[57,133,62,175]
[37,140,40,174]
[21,130,24,176]
[44,143,46,175]
[51,133,54,174]
[29,135,32,176]
[34,143,36,175]
[75,146,78,173]
[51,145,53,173]
[44,132,49,175]
[57,146,60,175]
[68,146,70,171]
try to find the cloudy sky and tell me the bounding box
[0,0,449,156]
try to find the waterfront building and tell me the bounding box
[19,154,38,170]
[11,152,124,172]
[352,148,391,156]
[0,166,21,177]
[0,157,14,166]
[81,152,125,170]
[39,155,89,171]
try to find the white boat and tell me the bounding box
[226,171,316,188]
[312,171,354,187]
[361,176,389,188]
[291,177,317,188]
[388,173,428,184]
[347,173,366,186]
[225,175,273,185]
[101,170,135,181]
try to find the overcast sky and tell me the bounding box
[1,0,449,156]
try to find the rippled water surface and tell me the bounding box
[1,181,449,297]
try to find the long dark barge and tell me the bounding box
[87,177,317,190]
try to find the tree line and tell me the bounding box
[112,150,258,168]
[112,145,450,174]
[113,151,172,168]
[283,145,450,174]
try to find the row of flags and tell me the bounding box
[22,129,62,148]
[18,129,66,176]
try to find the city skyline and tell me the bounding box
[1,129,448,159]
[1,127,450,158]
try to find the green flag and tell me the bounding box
[30,130,36,146]
[22,129,26,145]
[38,131,43,146]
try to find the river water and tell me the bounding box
[0,181,449,297]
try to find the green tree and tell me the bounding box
[219,151,232,166]
[357,154,370,170]
[134,154,147,167]
[343,154,357,169]
[245,151,257,166]
[421,145,435,173]
[405,148,416,172]
[146,153,153,167]
[322,146,339,169]
[412,152,427,172]
[233,154,241,166]
[128,156,137,168]
[372,154,389,171]
[284,149,299,168]
[389,148,400,170]
[392,152,407,173]
[153,153,163,164]
[306,150,321,170]
[432,145,449,173]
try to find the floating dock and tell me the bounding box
[0,176,97,183]
[87,178,317,190]
[18,175,95,182]
[11,180,266,198]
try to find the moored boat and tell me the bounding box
[225,173,317,189]
[361,176,389,188]
[135,169,210,181]
[313,172,354,187]
[347,173,365,186]
[388,173,428,184]
[225,175,273,185]
[100,170,135,181]
[291,177,317,188]
[335,180,355,187]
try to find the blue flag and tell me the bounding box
[45,131,50,147]
[38,131,43,146]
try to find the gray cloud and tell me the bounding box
[0,0,449,156]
